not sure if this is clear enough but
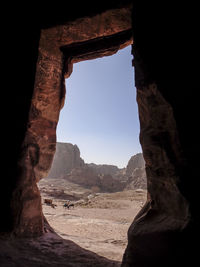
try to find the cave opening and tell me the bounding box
[38,44,147,261]
[0,2,197,267]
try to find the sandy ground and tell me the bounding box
[39,179,147,262]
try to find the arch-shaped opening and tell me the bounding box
[38,44,147,261]
[13,7,134,236]
[2,3,193,266]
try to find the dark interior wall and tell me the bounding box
[2,17,41,233]
[132,0,199,215]
[121,1,199,266]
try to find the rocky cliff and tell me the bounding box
[66,166,125,193]
[125,153,145,175]
[47,142,85,178]
[47,142,146,190]
[124,153,147,189]
[87,163,120,176]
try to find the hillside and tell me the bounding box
[46,142,146,191]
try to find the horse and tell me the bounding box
[63,202,74,209]
[68,203,74,209]
[63,203,68,209]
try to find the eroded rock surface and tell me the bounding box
[125,153,145,176]
[87,163,120,176]
[47,142,85,178]
[0,232,120,267]
[46,143,146,192]
[124,153,147,189]
[66,167,125,193]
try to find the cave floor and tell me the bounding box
[0,231,120,267]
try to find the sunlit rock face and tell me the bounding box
[66,166,100,188]
[47,142,85,178]
[124,153,147,189]
[126,153,145,176]
[66,166,125,192]
[46,142,146,191]
[87,163,120,176]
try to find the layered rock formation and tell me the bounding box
[46,142,146,191]
[87,163,120,176]
[124,153,147,189]
[125,153,145,176]
[47,142,84,178]
[66,166,100,188]
[66,166,125,193]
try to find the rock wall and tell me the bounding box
[121,2,199,266]
[125,153,145,175]
[47,142,146,191]
[66,166,125,193]
[66,166,100,188]
[124,153,147,189]
[3,4,132,237]
[87,163,120,176]
[47,142,84,178]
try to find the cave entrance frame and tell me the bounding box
[12,4,191,265]
[17,6,134,236]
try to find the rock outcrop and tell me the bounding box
[125,153,145,176]
[46,142,146,191]
[125,167,147,189]
[47,142,84,178]
[66,166,125,193]
[98,174,125,192]
[87,163,120,176]
[124,153,147,189]
[66,166,100,188]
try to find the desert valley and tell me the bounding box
[38,142,147,261]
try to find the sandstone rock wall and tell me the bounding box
[66,166,125,193]
[47,142,84,178]
[125,153,145,175]
[46,142,146,191]
[4,3,132,237]
[66,166,100,188]
[124,153,147,189]
[87,163,120,176]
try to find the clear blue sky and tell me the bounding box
[56,45,141,168]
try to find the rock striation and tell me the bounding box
[66,166,125,193]
[87,163,120,176]
[46,142,146,191]
[125,153,145,176]
[124,153,147,189]
[47,142,85,178]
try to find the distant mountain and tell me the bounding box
[126,153,145,176]
[124,154,147,190]
[47,142,85,178]
[66,166,125,193]
[46,142,147,191]
[86,163,121,176]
